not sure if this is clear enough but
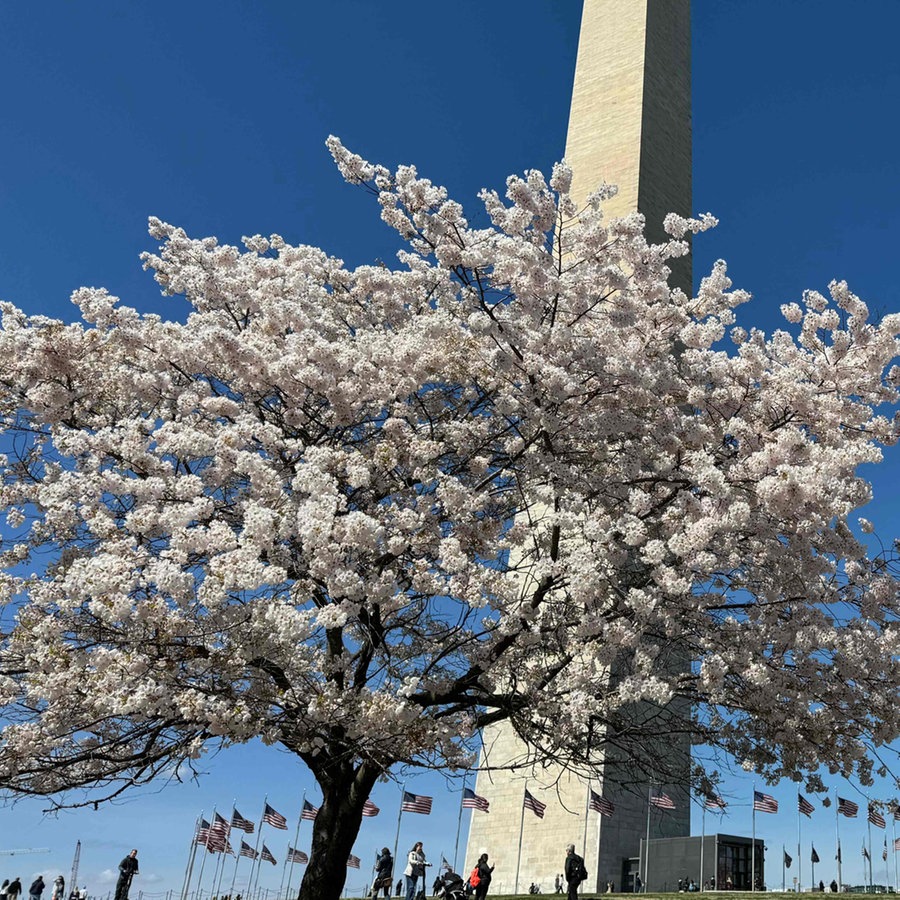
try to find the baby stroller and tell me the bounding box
[436,871,468,900]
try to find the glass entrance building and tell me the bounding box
[631,834,765,893]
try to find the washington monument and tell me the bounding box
[465,1,692,892]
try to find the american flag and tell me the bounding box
[705,795,726,811]
[883,840,888,862]
[589,790,615,817]
[239,841,258,861]
[362,799,380,817]
[650,790,675,810]
[401,791,433,815]
[753,791,778,814]
[838,797,859,818]
[347,855,361,869]
[207,836,233,855]
[212,812,231,834]
[869,804,886,829]
[836,843,842,864]
[263,803,288,830]
[524,789,546,819]
[440,856,451,872]
[811,846,820,864]
[261,845,277,865]
[301,800,319,821]
[462,788,490,813]
[894,805,900,822]
[287,847,308,865]
[863,844,870,861]
[893,838,900,852]
[798,794,815,817]
[231,809,255,834]
[195,819,211,845]
[783,851,792,868]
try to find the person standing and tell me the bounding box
[564,843,586,900]
[371,848,393,899]
[115,850,139,900]
[1,879,10,900]
[51,877,64,900]
[471,853,494,900]
[7,880,22,900]
[28,877,44,900]
[403,842,430,900]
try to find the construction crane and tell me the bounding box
[0,848,50,856]
[70,841,81,892]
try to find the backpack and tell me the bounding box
[579,860,589,882]
[469,866,481,887]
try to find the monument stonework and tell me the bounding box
[464,1,692,892]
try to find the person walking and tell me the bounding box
[403,842,430,900]
[371,848,393,899]
[564,844,587,900]
[51,877,64,900]
[7,880,22,900]
[28,877,44,900]
[115,850,139,900]
[1,879,10,900]
[471,853,494,900]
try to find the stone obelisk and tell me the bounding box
[464,1,692,893]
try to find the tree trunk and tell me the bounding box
[297,761,381,900]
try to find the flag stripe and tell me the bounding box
[589,789,615,817]
[301,800,318,821]
[524,789,546,819]
[401,791,433,815]
[262,803,288,829]
[462,788,490,813]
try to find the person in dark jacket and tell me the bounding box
[115,850,139,900]
[28,878,44,900]
[371,848,393,898]
[564,844,586,900]
[472,853,494,899]
[7,880,22,900]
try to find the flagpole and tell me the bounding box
[891,806,900,891]
[644,784,652,891]
[453,777,466,875]
[181,812,203,900]
[751,786,757,892]
[248,795,268,897]
[798,795,803,893]
[700,803,706,891]
[515,782,528,896]
[195,805,217,900]
[868,803,874,891]
[284,791,305,900]
[582,781,591,860]
[811,846,816,889]
[392,781,406,894]
[835,791,842,892]
[781,845,785,893]
[207,842,223,900]
[885,837,890,891]
[214,801,236,899]
[228,840,242,899]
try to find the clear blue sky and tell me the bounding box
[1,1,900,895]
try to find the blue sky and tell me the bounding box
[1,1,900,895]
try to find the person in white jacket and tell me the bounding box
[402,842,431,900]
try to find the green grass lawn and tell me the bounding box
[347,894,836,900]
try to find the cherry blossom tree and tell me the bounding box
[2,138,900,900]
